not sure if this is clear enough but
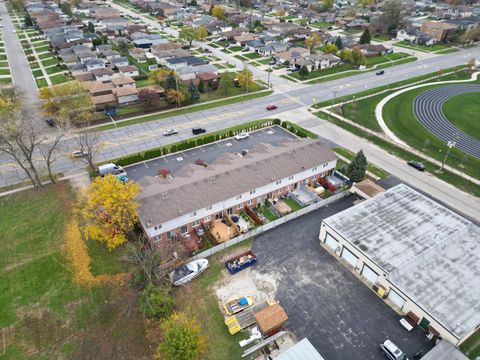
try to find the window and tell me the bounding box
[181,226,188,234]
[248,199,253,205]
[191,211,197,217]
[237,204,242,210]
[249,189,256,195]
[204,216,211,222]
[167,231,173,240]
[288,176,294,180]
[192,220,199,227]
[236,195,242,200]
[276,180,282,185]
[206,205,212,211]
[154,224,162,231]
[312,167,318,171]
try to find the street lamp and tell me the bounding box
[331,89,338,108]
[436,133,458,173]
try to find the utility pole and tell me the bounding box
[267,58,272,88]
[436,133,458,173]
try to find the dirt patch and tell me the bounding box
[214,267,280,310]
[69,174,91,192]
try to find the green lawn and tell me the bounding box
[394,41,450,53]
[50,73,73,84]
[32,69,43,78]
[95,90,273,131]
[373,34,391,41]
[332,147,389,179]
[243,52,262,59]
[0,61,8,67]
[0,54,7,61]
[460,327,480,359]
[308,21,333,29]
[36,77,48,88]
[366,52,409,66]
[135,78,150,87]
[442,92,480,140]
[259,207,278,222]
[291,63,357,80]
[283,197,303,212]
[0,68,10,75]
[34,45,50,53]
[383,80,480,180]
[318,112,480,197]
[0,77,12,84]
[434,48,459,54]
[173,239,255,360]
[342,28,362,35]
[228,46,243,52]
[45,65,62,75]
[38,52,55,60]
[0,184,154,359]
[41,58,58,67]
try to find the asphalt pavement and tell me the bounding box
[0,2,40,110]
[251,198,434,360]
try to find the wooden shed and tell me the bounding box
[254,303,288,337]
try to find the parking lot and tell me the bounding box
[250,197,434,360]
[125,126,298,181]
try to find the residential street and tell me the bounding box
[0,1,479,221]
[0,1,40,110]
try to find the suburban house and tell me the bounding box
[351,44,387,57]
[84,58,105,72]
[137,139,337,244]
[91,67,114,82]
[319,184,480,347]
[275,47,311,65]
[420,21,457,42]
[306,53,341,69]
[111,56,129,69]
[397,28,436,46]
[233,33,258,46]
[112,76,136,88]
[118,65,140,77]
[113,85,139,106]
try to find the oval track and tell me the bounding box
[413,84,480,158]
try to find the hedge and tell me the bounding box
[103,118,310,169]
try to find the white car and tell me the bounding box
[170,259,209,286]
[163,128,178,136]
[71,149,88,158]
[234,132,249,140]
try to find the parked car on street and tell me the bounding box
[407,160,425,171]
[234,131,249,140]
[266,104,278,111]
[376,70,385,75]
[44,118,56,127]
[71,149,88,158]
[163,128,178,136]
[379,339,408,360]
[192,127,206,135]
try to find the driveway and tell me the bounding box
[251,197,434,360]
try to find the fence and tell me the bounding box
[192,192,348,260]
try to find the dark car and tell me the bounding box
[181,44,191,50]
[45,118,56,127]
[192,127,206,135]
[407,160,425,171]
[266,104,278,111]
[376,70,385,75]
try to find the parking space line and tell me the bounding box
[144,162,149,168]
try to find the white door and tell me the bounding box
[362,264,379,284]
[341,247,358,268]
[388,288,406,310]
[325,233,339,251]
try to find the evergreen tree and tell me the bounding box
[163,76,177,92]
[187,81,200,103]
[335,36,343,49]
[346,150,368,182]
[24,13,33,27]
[87,21,95,33]
[198,80,205,93]
[359,28,371,44]
[298,65,309,78]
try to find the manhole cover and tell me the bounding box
[267,131,274,134]
[176,157,183,161]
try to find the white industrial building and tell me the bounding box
[319,184,480,346]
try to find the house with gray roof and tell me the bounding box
[137,138,337,244]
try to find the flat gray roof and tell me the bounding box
[324,184,480,340]
[277,338,325,360]
[421,340,469,360]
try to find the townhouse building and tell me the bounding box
[137,139,337,244]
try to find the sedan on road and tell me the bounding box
[407,161,425,171]
[376,70,385,75]
[266,104,278,111]
[163,129,178,136]
[234,132,249,140]
[192,127,206,135]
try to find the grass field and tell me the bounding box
[0,184,153,359]
[394,41,450,53]
[41,58,58,67]
[283,197,303,212]
[332,147,389,179]
[382,78,480,180]
[442,92,480,140]
[173,239,256,360]
[50,73,72,85]
[460,327,480,359]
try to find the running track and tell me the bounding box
[413,84,480,158]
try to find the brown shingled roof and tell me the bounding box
[254,304,288,334]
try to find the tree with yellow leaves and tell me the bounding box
[156,312,205,360]
[237,66,254,94]
[305,33,322,51]
[275,8,285,17]
[195,26,209,42]
[80,174,140,250]
[39,80,93,126]
[211,5,224,19]
[166,88,189,107]
[148,68,175,86]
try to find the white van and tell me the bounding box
[98,163,126,177]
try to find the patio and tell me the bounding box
[274,200,292,215]
[289,185,318,206]
[209,220,234,243]
[230,214,252,233]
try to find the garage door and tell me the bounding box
[388,288,406,310]
[325,233,339,251]
[341,247,358,268]
[362,264,379,284]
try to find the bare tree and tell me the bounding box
[76,126,100,172]
[0,115,45,188]
[39,131,66,184]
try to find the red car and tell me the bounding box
[266,104,278,111]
